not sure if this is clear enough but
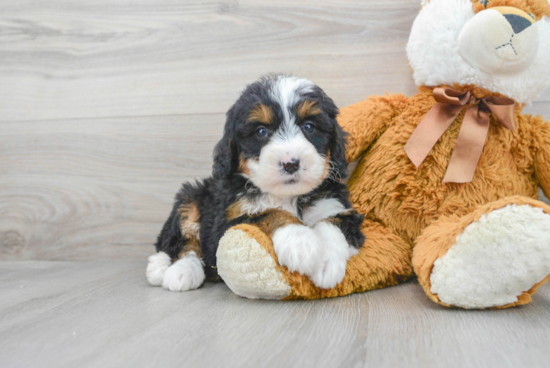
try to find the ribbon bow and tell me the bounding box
[404,87,516,183]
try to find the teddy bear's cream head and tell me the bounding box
[407,0,550,103]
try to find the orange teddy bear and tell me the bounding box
[216,0,550,309]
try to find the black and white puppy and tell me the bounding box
[146,74,364,292]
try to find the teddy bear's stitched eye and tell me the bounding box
[529,13,535,20]
[479,0,489,8]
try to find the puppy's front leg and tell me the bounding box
[303,199,365,289]
[252,210,324,279]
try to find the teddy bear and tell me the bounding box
[215,0,550,309]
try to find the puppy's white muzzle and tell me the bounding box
[247,134,327,197]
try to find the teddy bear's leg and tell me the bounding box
[216,224,293,299]
[217,220,412,300]
[413,196,550,309]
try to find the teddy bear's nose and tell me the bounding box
[490,6,535,34]
[503,13,532,34]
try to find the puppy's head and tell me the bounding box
[213,74,346,198]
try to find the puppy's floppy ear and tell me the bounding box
[212,130,235,180]
[213,99,245,180]
[317,89,339,121]
[330,124,349,179]
[317,89,348,179]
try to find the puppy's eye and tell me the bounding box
[255,127,269,138]
[303,122,315,134]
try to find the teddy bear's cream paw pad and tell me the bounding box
[217,228,291,300]
[161,251,205,292]
[430,205,550,309]
[146,251,171,286]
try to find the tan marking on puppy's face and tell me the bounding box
[238,153,251,176]
[296,100,322,120]
[248,104,274,124]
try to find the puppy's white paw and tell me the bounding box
[272,224,323,277]
[146,252,171,286]
[162,251,205,292]
[310,222,359,289]
[311,256,348,289]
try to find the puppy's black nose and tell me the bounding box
[281,159,300,174]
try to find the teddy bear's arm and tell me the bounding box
[532,115,550,199]
[338,94,408,162]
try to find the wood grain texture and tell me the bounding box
[1,261,550,368]
[2,0,549,122]
[0,0,422,121]
[0,0,549,260]
[0,114,223,260]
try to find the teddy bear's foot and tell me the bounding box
[217,224,292,300]
[415,197,550,309]
[218,220,413,300]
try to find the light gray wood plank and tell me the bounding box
[0,114,223,260]
[1,261,550,368]
[2,0,548,122]
[0,0,429,121]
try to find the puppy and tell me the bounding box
[146,74,365,292]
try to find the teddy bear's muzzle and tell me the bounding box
[458,6,539,75]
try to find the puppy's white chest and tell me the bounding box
[240,194,299,217]
[301,198,347,227]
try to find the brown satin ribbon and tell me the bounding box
[404,87,516,183]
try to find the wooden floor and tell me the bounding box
[1,261,550,368]
[2,1,550,367]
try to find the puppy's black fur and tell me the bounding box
[155,75,364,282]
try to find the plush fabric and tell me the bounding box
[217,221,412,300]
[413,196,550,308]
[216,0,550,308]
